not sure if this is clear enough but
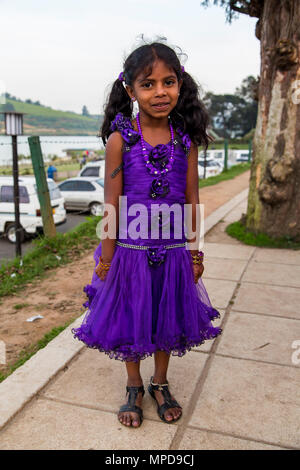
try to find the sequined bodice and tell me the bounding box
[110,113,191,247]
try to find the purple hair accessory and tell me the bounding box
[118,71,124,82]
[181,65,185,73]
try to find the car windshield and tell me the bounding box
[198,160,217,167]
[95,178,104,188]
[34,180,62,200]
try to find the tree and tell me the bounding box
[203,78,258,138]
[202,1,300,241]
[0,102,16,112]
[82,105,90,116]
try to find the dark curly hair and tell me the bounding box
[101,41,212,149]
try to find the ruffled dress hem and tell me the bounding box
[71,322,222,363]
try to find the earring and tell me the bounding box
[131,97,136,102]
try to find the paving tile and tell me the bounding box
[201,278,237,309]
[0,398,176,450]
[242,260,300,288]
[179,428,283,450]
[216,311,300,366]
[0,337,83,430]
[203,242,255,260]
[203,258,247,281]
[223,208,247,224]
[42,347,208,423]
[190,356,300,448]
[252,248,300,266]
[233,282,300,319]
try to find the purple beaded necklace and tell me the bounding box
[136,112,175,177]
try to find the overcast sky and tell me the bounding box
[0,0,260,115]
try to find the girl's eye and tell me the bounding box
[141,80,175,89]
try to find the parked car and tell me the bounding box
[198,159,223,179]
[0,176,66,243]
[199,150,236,169]
[78,161,105,178]
[58,177,104,216]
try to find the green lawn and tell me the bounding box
[199,162,251,188]
[1,99,98,123]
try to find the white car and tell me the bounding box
[78,160,105,178]
[0,176,66,243]
[198,159,223,179]
[58,177,104,216]
[199,150,236,169]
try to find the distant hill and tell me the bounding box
[0,97,103,136]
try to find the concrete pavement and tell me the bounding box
[0,187,299,450]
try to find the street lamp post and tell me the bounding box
[2,111,24,257]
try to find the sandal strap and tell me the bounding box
[149,376,182,416]
[119,403,143,418]
[150,376,169,391]
[158,401,182,420]
[125,385,145,408]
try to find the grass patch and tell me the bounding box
[199,162,251,188]
[13,303,30,310]
[226,221,300,250]
[207,142,250,150]
[0,316,77,383]
[0,215,102,297]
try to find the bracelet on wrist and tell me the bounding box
[191,250,204,265]
[97,256,112,271]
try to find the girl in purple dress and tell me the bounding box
[72,41,222,428]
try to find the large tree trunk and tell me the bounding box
[246,0,300,241]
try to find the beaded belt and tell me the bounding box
[115,240,187,267]
[116,241,187,250]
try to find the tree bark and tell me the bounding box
[246,0,300,240]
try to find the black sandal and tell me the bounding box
[148,376,182,424]
[118,385,145,428]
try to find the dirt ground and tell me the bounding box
[0,170,250,376]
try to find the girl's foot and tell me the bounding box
[151,376,182,422]
[118,379,144,428]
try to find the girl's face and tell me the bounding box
[126,59,182,119]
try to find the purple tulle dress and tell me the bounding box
[71,113,222,362]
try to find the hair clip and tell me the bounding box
[181,65,185,73]
[118,71,125,82]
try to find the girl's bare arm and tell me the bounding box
[100,132,123,264]
[185,142,204,282]
[185,142,201,255]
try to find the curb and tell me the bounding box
[0,316,85,430]
[0,187,249,431]
[204,188,248,234]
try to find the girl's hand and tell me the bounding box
[95,265,109,281]
[95,257,111,281]
[193,263,204,283]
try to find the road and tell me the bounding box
[0,212,91,267]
